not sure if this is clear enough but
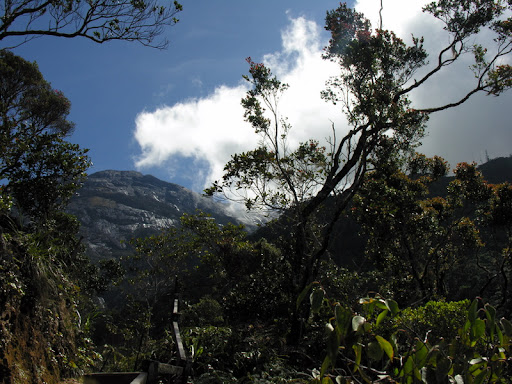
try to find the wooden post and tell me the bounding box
[170,276,192,384]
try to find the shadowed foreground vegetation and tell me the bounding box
[2,1,512,383]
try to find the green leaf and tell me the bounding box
[373,299,388,311]
[468,357,486,374]
[464,319,471,333]
[385,299,399,316]
[473,369,489,384]
[376,335,394,360]
[468,299,479,324]
[335,304,352,340]
[484,303,496,322]
[470,318,486,344]
[501,318,512,337]
[402,356,414,381]
[496,323,504,345]
[413,340,428,369]
[310,287,325,314]
[376,309,389,327]
[320,355,332,379]
[353,344,362,373]
[352,315,366,332]
[484,303,496,338]
[367,340,384,361]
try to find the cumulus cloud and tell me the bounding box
[134,3,512,193]
[134,83,253,189]
[133,16,342,190]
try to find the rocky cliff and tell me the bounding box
[67,170,253,261]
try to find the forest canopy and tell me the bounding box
[2,1,512,383]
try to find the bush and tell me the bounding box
[181,297,225,327]
[392,299,470,343]
[184,326,235,374]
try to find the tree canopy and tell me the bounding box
[205,0,512,339]
[0,50,97,383]
[0,50,90,222]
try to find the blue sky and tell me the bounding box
[3,0,512,192]
[3,0,334,189]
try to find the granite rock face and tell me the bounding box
[67,170,252,261]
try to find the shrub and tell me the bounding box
[392,299,470,343]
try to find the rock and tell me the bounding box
[67,170,256,261]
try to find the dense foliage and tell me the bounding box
[0,51,97,383]
[0,50,90,222]
[3,1,512,383]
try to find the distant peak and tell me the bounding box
[86,170,189,192]
[478,156,512,170]
[89,170,144,179]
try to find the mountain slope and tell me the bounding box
[252,156,512,266]
[67,170,251,261]
[69,158,512,262]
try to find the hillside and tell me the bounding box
[253,156,512,267]
[68,158,512,263]
[67,170,257,261]
[477,155,512,183]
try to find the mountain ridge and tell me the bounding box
[67,169,255,261]
[69,157,512,262]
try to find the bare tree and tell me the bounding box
[0,0,182,48]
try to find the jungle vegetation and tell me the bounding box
[1,1,512,383]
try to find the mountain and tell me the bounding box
[251,156,512,267]
[477,156,512,184]
[67,170,257,261]
[69,158,512,263]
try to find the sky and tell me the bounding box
[3,0,512,192]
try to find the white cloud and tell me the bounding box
[134,83,253,188]
[134,3,512,193]
[133,16,342,190]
